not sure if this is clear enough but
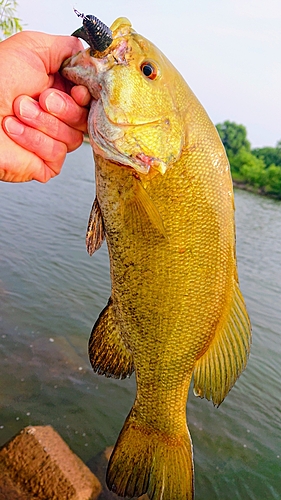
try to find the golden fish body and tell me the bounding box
[62,17,251,500]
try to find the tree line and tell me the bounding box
[216,121,281,198]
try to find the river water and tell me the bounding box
[0,143,280,499]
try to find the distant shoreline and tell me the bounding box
[233,180,281,200]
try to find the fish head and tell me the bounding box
[62,17,188,176]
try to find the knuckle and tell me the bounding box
[51,141,67,162]
[67,131,83,152]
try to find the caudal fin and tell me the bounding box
[106,411,194,500]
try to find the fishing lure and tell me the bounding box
[72,9,113,52]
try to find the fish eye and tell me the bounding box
[140,61,158,80]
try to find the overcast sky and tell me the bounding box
[18,0,281,149]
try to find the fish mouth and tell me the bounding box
[61,51,103,100]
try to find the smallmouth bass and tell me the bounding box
[62,14,251,500]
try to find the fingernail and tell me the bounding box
[19,97,40,119]
[4,117,25,135]
[45,91,66,114]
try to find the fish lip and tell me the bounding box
[61,51,104,100]
[61,42,126,102]
[62,42,163,126]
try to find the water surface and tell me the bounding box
[0,144,280,499]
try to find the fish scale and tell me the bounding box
[62,15,251,500]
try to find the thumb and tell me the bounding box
[33,33,84,74]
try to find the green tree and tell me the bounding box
[265,164,281,196]
[216,120,281,197]
[216,120,251,161]
[251,142,281,168]
[0,0,22,40]
[231,148,266,187]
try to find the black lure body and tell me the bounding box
[72,9,113,52]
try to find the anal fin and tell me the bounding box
[193,280,251,407]
[89,298,134,379]
[86,197,105,256]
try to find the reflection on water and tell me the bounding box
[0,144,280,499]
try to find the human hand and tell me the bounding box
[0,31,91,183]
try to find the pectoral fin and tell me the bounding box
[193,280,251,407]
[89,298,134,379]
[125,177,167,238]
[86,197,105,256]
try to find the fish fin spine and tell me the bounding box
[86,196,105,256]
[89,298,134,379]
[193,280,251,406]
[106,409,194,500]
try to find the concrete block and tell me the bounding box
[0,425,101,500]
[0,462,30,499]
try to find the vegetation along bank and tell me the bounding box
[216,121,281,199]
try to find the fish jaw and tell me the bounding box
[61,50,106,100]
[88,100,170,175]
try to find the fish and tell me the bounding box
[61,13,251,500]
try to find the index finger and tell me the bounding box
[39,88,89,132]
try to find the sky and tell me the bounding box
[18,0,281,149]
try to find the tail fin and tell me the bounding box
[106,411,194,500]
